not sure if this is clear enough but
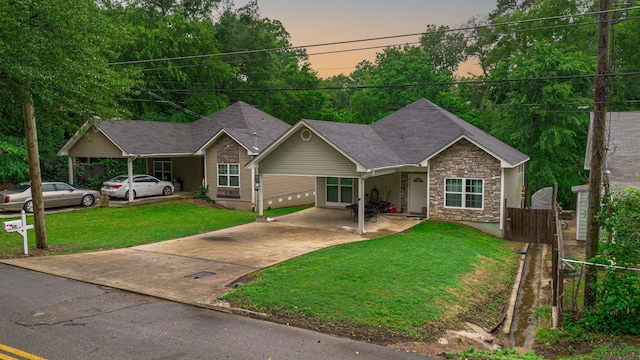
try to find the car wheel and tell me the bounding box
[81,194,95,207]
[23,200,34,213]
[162,186,172,196]
[124,190,136,200]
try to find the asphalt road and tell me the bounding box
[0,264,431,360]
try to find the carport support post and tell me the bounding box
[358,178,365,235]
[67,156,75,185]
[258,175,264,216]
[127,157,134,202]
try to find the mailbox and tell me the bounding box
[2,220,23,232]
[3,211,34,255]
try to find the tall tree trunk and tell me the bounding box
[22,89,48,249]
[585,0,611,308]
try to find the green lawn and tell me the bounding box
[222,221,520,342]
[0,201,308,258]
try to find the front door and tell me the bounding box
[408,174,427,214]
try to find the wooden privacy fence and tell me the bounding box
[503,207,554,244]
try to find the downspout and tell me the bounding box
[251,167,256,211]
[258,174,264,216]
[203,153,208,191]
[500,167,505,230]
[426,163,431,219]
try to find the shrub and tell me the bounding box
[581,187,640,334]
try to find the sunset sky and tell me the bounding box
[236,0,498,78]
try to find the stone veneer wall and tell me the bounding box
[429,139,501,223]
[214,135,240,198]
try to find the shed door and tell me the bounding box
[408,174,427,214]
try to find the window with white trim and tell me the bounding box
[218,163,240,187]
[445,178,483,209]
[153,161,172,182]
[326,177,353,204]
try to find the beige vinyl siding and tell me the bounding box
[238,150,252,201]
[172,156,204,192]
[259,129,359,177]
[503,166,524,208]
[316,177,327,207]
[575,189,588,241]
[365,173,401,207]
[262,175,316,208]
[68,131,123,158]
[205,146,217,198]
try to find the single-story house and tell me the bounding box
[248,98,529,235]
[57,101,316,210]
[573,111,640,241]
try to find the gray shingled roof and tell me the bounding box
[299,98,528,169]
[99,120,193,155]
[585,112,640,189]
[302,120,405,169]
[98,102,290,155]
[372,98,529,165]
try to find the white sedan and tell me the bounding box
[101,175,174,199]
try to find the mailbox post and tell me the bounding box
[2,211,34,255]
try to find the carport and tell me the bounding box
[246,122,413,236]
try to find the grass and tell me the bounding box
[0,200,307,257]
[222,221,520,341]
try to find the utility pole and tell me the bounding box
[22,89,48,249]
[585,0,611,308]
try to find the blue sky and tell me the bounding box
[236,0,497,77]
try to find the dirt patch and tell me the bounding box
[1,244,66,259]
[183,197,228,209]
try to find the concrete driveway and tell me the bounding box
[1,207,420,310]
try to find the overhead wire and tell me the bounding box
[108,5,640,66]
[117,5,640,116]
[136,72,640,94]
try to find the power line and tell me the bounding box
[120,97,640,112]
[136,72,640,94]
[108,5,640,67]
[125,14,640,75]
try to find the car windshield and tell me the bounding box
[7,184,30,192]
[109,176,130,183]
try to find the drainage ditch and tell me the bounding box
[509,243,543,349]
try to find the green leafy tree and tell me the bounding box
[610,7,640,111]
[581,187,640,334]
[419,25,468,74]
[213,1,331,123]
[472,0,596,74]
[0,0,137,248]
[482,42,594,206]
[103,1,233,121]
[348,45,465,123]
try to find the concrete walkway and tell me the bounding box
[1,208,420,310]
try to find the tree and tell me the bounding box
[580,188,640,334]
[419,25,468,74]
[482,41,594,206]
[473,0,597,74]
[610,7,640,111]
[347,45,466,123]
[0,0,137,248]
[103,1,233,121]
